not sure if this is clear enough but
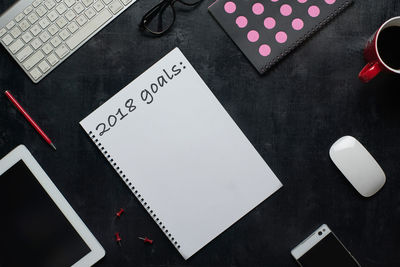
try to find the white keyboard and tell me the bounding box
[0,0,136,83]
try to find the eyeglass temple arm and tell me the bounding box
[141,0,172,25]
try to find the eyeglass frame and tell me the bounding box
[139,0,203,36]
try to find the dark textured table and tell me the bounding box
[1,0,400,266]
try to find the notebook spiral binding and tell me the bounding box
[261,0,353,73]
[88,130,181,250]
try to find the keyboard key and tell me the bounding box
[74,3,85,14]
[47,10,59,22]
[0,28,6,38]
[30,25,42,36]
[22,32,33,43]
[44,0,56,9]
[23,50,45,70]
[103,0,113,4]
[38,60,50,73]
[85,8,96,19]
[36,6,48,17]
[19,20,31,31]
[66,9,112,50]
[67,22,79,33]
[24,6,33,15]
[47,53,59,65]
[42,43,53,54]
[33,0,42,7]
[50,36,62,47]
[65,0,76,8]
[27,12,39,24]
[31,38,43,49]
[48,24,59,35]
[56,17,68,28]
[65,10,76,21]
[39,18,50,29]
[6,21,16,30]
[15,13,25,22]
[10,26,22,38]
[56,3,67,14]
[76,15,88,26]
[121,0,132,5]
[2,34,13,45]
[55,44,69,58]
[82,0,94,7]
[109,0,123,14]
[16,46,33,62]
[59,29,70,40]
[39,31,51,42]
[9,39,24,54]
[94,1,105,11]
[30,67,42,81]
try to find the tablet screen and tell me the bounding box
[0,160,91,267]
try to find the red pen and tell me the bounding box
[5,90,56,150]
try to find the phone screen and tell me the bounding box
[298,233,360,267]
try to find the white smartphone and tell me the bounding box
[291,224,361,267]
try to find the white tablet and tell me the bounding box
[0,145,105,267]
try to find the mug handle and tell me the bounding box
[358,61,382,83]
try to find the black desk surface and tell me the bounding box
[1,0,400,266]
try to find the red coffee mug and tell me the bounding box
[359,17,400,83]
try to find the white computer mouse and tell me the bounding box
[329,136,386,197]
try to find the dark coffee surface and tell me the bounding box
[378,26,400,69]
[1,0,400,266]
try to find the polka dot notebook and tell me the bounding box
[209,0,353,74]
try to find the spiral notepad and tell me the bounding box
[209,0,353,73]
[80,48,282,259]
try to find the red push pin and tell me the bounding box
[138,237,153,244]
[115,232,122,247]
[116,208,124,218]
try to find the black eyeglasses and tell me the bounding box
[140,0,203,36]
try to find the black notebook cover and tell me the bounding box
[209,0,353,74]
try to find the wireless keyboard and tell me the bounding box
[0,0,136,83]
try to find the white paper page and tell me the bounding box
[80,47,282,259]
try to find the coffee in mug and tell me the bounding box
[359,17,400,83]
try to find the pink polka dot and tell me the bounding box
[308,5,320,17]
[259,44,271,56]
[280,4,292,16]
[247,30,259,42]
[224,1,236,13]
[264,17,276,29]
[252,3,264,15]
[275,31,287,43]
[298,0,307,2]
[271,0,278,2]
[325,0,336,4]
[236,16,248,28]
[292,18,304,30]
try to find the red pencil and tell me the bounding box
[5,90,56,150]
